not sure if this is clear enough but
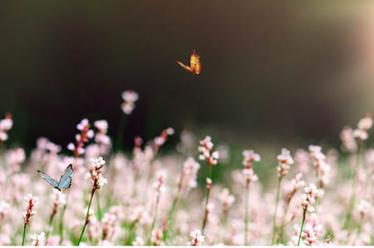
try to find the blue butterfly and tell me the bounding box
[37,164,73,191]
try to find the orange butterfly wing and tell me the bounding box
[190,51,201,75]
[177,61,193,72]
[177,50,201,75]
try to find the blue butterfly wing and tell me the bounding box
[38,170,59,189]
[58,164,73,190]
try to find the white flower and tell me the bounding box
[340,127,357,152]
[30,232,46,246]
[242,150,261,164]
[277,148,294,177]
[301,184,321,212]
[198,136,219,165]
[121,90,139,115]
[94,120,108,133]
[189,229,205,246]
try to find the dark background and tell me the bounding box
[0,1,373,150]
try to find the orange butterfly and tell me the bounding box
[177,50,201,75]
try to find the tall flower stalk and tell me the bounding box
[46,191,65,239]
[198,136,219,235]
[115,90,138,151]
[271,148,294,244]
[22,194,38,246]
[343,115,372,229]
[77,157,107,245]
[241,150,261,245]
[148,172,165,244]
[297,184,321,246]
[164,157,200,240]
[60,118,93,244]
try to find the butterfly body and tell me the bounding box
[38,164,73,191]
[177,50,201,75]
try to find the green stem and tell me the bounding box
[46,213,55,239]
[114,114,126,152]
[163,172,184,241]
[271,177,282,244]
[244,182,250,245]
[59,191,71,245]
[297,209,307,246]
[96,193,102,221]
[77,188,96,245]
[21,223,27,246]
[148,193,161,244]
[344,142,362,229]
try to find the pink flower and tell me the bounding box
[340,127,357,152]
[277,148,294,177]
[121,90,139,115]
[189,229,205,246]
[181,157,200,190]
[23,194,38,225]
[198,136,219,165]
[30,232,46,246]
[86,157,107,190]
[301,184,322,213]
[0,113,13,142]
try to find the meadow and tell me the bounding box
[0,90,373,246]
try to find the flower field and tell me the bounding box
[0,92,373,246]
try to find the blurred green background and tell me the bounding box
[1,1,374,150]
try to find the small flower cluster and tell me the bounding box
[23,194,38,225]
[291,214,323,246]
[30,232,46,246]
[0,113,13,142]
[309,145,331,187]
[153,127,174,151]
[94,120,111,154]
[121,90,139,115]
[102,213,117,241]
[189,229,205,246]
[153,171,166,193]
[340,127,357,152]
[276,148,294,177]
[50,190,66,217]
[198,136,219,166]
[353,114,373,141]
[301,184,322,213]
[219,188,235,215]
[68,119,94,157]
[242,150,261,184]
[283,173,305,205]
[86,157,107,190]
[181,157,200,191]
[6,148,25,173]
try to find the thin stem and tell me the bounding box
[77,188,96,245]
[271,177,282,244]
[344,142,362,229]
[46,212,56,239]
[201,165,213,234]
[244,181,250,245]
[58,191,71,245]
[164,172,184,240]
[21,223,27,246]
[297,209,307,246]
[277,202,291,244]
[114,114,126,152]
[96,193,102,221]
[148,193,161,244]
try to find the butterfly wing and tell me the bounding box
[190,51,201,75]
[58,164,73,191]
[177,61,193,72]
[37,170,59,189]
